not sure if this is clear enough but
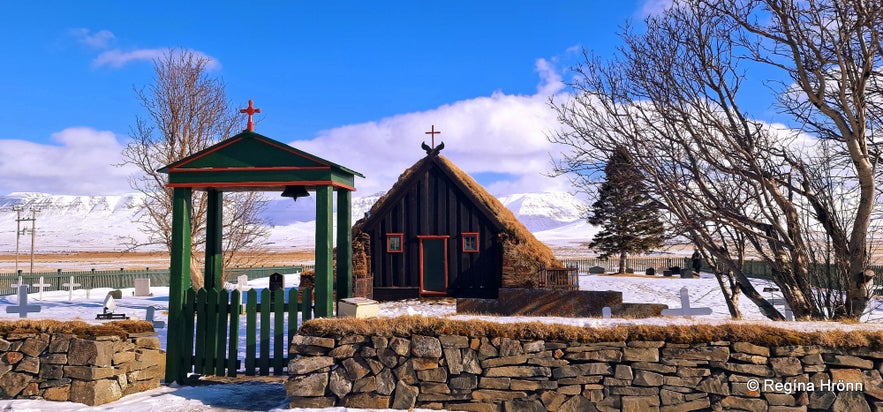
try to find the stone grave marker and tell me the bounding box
[588,266,606,274]
[145,306,166,329]
[763,287,794,321]
[661,287,712,317]
[134,278,152,297]
[6,285,40,318]
[602,306,612,319]
[62,276,81,302]
[31,276,51,301]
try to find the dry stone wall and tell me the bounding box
[288,331,883,411]
[0,331,164,406]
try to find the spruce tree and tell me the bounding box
[588,146,664,273]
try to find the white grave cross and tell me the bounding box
[10,276,25,290]
[62,276,81,302]
[661,287,713,317]
[6,285,41,318]
[31,276,51,301]
[237,275,249,292]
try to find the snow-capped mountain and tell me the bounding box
[0,191,591,252]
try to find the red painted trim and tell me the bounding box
[166,180,357,191]
[169,166,331,173]
[461,232,480,253]
[418,235,449,295]
[386,233,404,253]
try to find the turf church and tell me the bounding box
[352,127,561,301]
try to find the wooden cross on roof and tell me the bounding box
[425,125,441,148]
[240,99,262,131]
[422,125,445,155]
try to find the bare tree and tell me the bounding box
[551,0,881,320]
[121,49,269,287]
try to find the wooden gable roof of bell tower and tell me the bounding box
[158,129,363,191]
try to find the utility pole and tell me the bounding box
[12,205,21,274]
[14,208,39,275]
[29,208,39,275]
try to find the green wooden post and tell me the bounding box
[245,290,257,376]
[315,185,334,317]
[194,289,208,375]
[287,288,298,362]
[215,288,229,376]
[336,189,353,300]
[166,187,192,384]
[183,288,197,376]
[259,289,271,375]
[227,290,240,377]
[204,288,220,375]
[204,189,223,291]
[273,289,285,375]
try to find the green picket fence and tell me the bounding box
[181,286,313,377]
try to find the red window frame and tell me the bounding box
[461,232,480,253]
[386,233,404,253]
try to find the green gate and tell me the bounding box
[178,287,313,378]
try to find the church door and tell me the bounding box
[419,236,448,295]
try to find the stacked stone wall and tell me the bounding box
[0,331,164,406]
[288,331,883,411]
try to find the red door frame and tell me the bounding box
[418,235,449,295]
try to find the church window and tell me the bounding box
[387,233,404,253]
[462,232,479,253]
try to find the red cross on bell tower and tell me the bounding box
[240,99,261,131]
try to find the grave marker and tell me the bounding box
[602,306,612,319]
[145,306,166,329]
[661,287,713,317]
[62,276,80,302]
[10,276,25,291]
[134,278,152,297]
[6,286,40,318]
[31,276,51,301]
[96,293,128,320]
[237,275,249,292]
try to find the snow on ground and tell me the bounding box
[1,271,883,410]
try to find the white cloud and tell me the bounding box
[535,58,565,96]
[640,0,674,16]
[0,128,137,194]
[92,48,221,70]
[70,28,115,49]
[289,59,574,197]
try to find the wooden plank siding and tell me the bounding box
[365,159,502,300]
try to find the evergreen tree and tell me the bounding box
[588,147,664,273]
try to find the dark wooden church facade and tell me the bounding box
[353,149,558,301]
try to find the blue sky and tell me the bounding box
[0,1,696,196]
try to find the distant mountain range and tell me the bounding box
[0,191,595,252]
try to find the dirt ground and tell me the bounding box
[0,250,315,273]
